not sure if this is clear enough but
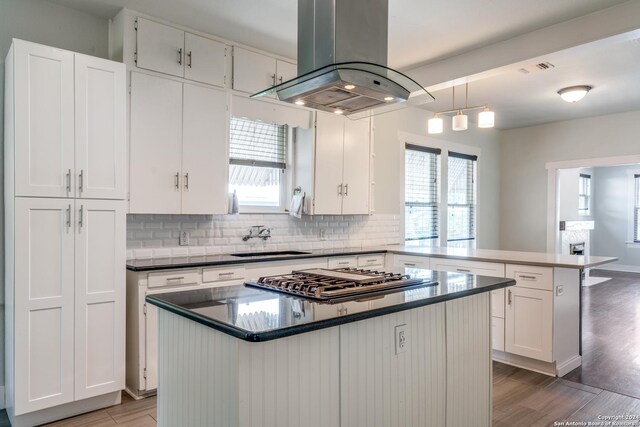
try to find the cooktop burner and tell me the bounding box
[245,268,437,302]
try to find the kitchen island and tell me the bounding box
[146,268,515,427]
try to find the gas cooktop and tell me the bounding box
[244,268,438,302]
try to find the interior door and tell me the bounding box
[505,287,553,362]
[74,199,126,400]
[129,72,183,214]
[341,118,371,214]
[13,40,75,198]
[74,54,126,200]
[184,32,227,87]
[136,17,185,78]
[181,84,228,214]
[14,197,75,415]
[313,112,345,215]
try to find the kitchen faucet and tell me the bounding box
[242,225,271,241]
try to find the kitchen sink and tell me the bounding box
[230,250,312,257]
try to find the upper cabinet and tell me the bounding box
[10,39,125,200]
[129,72,229,215]
[295,112,372,215]
[135,17,227,87]
[232,46,296,94]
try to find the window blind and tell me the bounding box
[635,174,640,243]
[447,152,476,243]
[405,144,439,243]
[229,117,287,169]
[578,174,591,215]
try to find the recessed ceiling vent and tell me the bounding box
[518,62,555,74]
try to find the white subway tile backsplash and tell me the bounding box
[126,213,401,259]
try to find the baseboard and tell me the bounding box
[556,355,582,377]
[124,386,156,401]
[492,350,556,376]
[594,264,640,274]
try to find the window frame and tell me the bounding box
[228,117,293,213]
[403,143,441,246]
[446,151,477,248]
[578,173,591,216]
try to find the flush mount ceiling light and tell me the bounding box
[558,85,592,103]
[427,83,495,134]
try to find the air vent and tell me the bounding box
[517,61,555,74]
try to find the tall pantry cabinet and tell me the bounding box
[4,39,126,427]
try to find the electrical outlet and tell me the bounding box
[395,324,408,354]
[319,229,327,240]
[556,285,564,296]
[179,231,190,246]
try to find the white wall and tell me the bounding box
[499,110,640,252]
[591,165,640,269]
[373,107,502,249]
[0,0,109,392]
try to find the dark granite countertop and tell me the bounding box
[127,247,387,271]
[146,268,516,342]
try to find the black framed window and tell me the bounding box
[578,173,591,216]
[447,152,477,248]
[404,143,440,246]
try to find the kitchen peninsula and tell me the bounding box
[147,268,515,427]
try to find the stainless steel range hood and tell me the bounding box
[251,0,434,119]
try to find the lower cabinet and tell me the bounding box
[492,316,505,352]
[504,286,553,362]
[11,197,125,415]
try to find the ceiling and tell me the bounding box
[46,0,640,129]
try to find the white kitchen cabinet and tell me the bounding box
[129,72,183,214]
[298,111,371,215]
[491,289,505,318]
[356,254,385,269]
[327,256,358,269]
[14,198,76,414]
[181,83,228,214]
[232,47,277,94]
[492,316,505,352]
[74,200,126,400]
[276,59,297,84]
[74,54,127,200]
[129,73,228,214]
[135,17,186,78]
[183,32,227,87]
[504,286,553,362]
[391,254,431,269]
[430,258,505,277]
[5,40,126,426]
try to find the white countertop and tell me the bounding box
[381,245,618,269]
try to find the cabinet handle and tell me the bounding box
[66,204,71,229]
[78,205,84,228]
[404,263,416,267]
[218,272,234,277]
[344,184,349,196]
[177,48,182,65]
[187,51,192,68]
[519,275,537,280]
[456,268,471,273]
[66,169,71,194]
[338,261,350,265]
[338,184,343,195]
[79,169,84,194]
[175,172,180,190]
[278,76,283,84]
[508,289,512,305]
[271,73,276,86]
[166,277,185,282]
[184,173,189,190]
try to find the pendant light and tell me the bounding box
[452,111,468,131]
[478,107,495,128]
[428,114,443,134]
[427,83,494,134]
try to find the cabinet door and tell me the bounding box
[313,112,344,214]
[341,118,370,214]
[184,32,226,87]
[129,73,183,214]
[13,40,75,198]
[276,59,297,84]
[144,302,159,391]
[181,84,228,214]
[75,54,126,200]
[505,287,553,362]
[74,200,126,400]
[232,47,276,95]
[14,198,75,415]
[136,17,185,78]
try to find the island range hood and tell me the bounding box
[251,0,434,119]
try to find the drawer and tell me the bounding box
[431,259,505,277]
[357,254,385,268]
[491,289,505,318]
[147,269,199,288]
[394,255,430,269]
[203,266,246,283]
[505,264,553,291]
[328,257,357,269]
[492,316,505,352]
